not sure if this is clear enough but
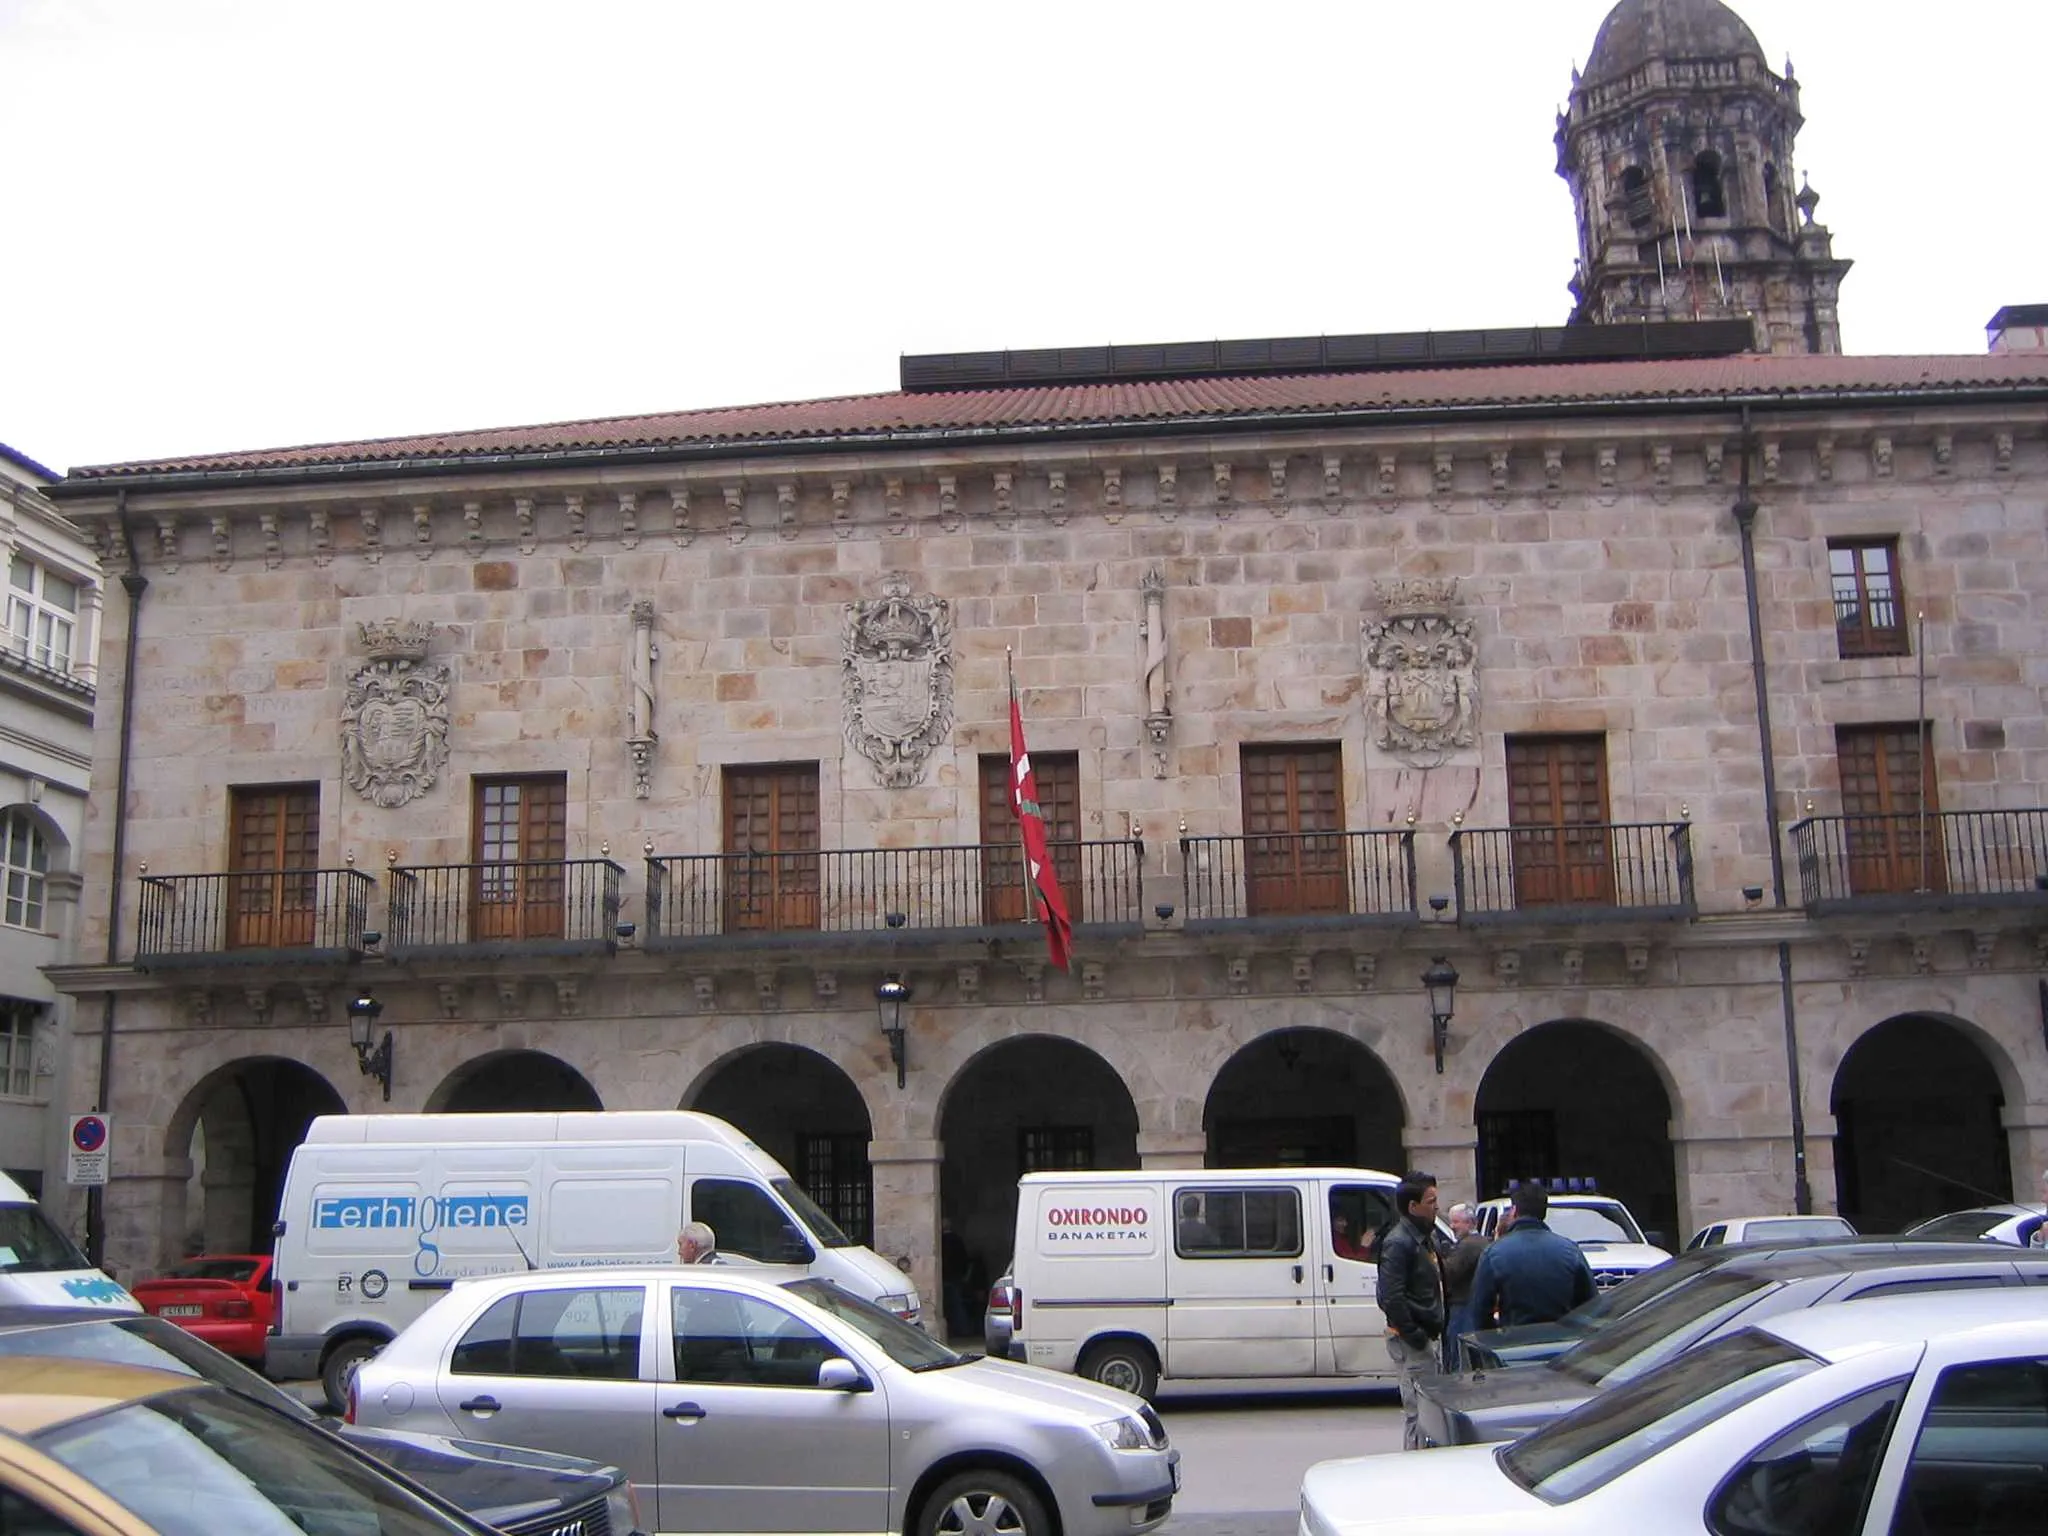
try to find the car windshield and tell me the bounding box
[783,1278,962,1370]
[163,1258,262,1283]
[38,1380,485,1535]
[0,1314,315,1421]
[772,1178,853,1249]
[1742,1218,1856,1242]
[0,1203,94,1274]
[1547,1203,1646,1245]
[1500,1330,1820,1504]
[1906,1209,2015,1241]
[1560,1248,1722,1327]
[1551,1269,1772,1387]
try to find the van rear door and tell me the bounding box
[1315,1179,1397,1374]
[1163,1181,1313,1377]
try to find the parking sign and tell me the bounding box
[67,1114,109,1186]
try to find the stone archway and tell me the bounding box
[166,1058,345,1259]
[1474,1020,1678,1248]
[1831,1013,2010,1233]
[688,1043,875,1247]
[936,1037,1138,1339]
[428,1050,602,1112]
[1203,1027,1405,1172]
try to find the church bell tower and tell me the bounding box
[1558,0,1851,354]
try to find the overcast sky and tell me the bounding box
[4,0,2040,474]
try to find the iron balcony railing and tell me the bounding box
[1178,829,1418,931]
[1451,821,1696,923]
[644,839,1144,948]
[386,858,626,959]
[134,868,379,969]
[1789,808,2048,914]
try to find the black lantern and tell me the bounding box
[875,976,911,1089]
[1421,957,1459,1075]
[346,990,394,1101]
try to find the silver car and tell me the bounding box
[352,1265,1177,1536]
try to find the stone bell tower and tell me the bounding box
[1557,0,1851,354]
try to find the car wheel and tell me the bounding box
[1078,1338,1159,1401]
[320,1337,381,1413]
[919,1469,1047,1536]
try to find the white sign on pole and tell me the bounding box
[66,1113,110,1187]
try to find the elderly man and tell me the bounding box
[1439,1202,1488,1370]
[677,1220,720,1264]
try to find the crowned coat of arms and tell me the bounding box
[341,619,452,807]
[1362,579,1479,766]
[843,575,954,788]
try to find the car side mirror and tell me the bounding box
[818,1357,871,1392]
[1644,1231,1668,1251]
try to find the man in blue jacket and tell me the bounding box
[1468,1184,1596,1329]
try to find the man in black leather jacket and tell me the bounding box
[1375,1175,1444,1450]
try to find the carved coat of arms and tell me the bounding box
[843,575,953,788]
[1362,579,1479,766]
[342,619,451,807]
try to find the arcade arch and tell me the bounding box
[167,1058,344,1257]
[426,1050,601,1112]
[1203,1027,1405,1170]
[688,1042,875,1246]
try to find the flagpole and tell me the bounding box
[1007,648,1039,935]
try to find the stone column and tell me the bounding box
[2002,1102,2048,1196]
[1672,1120,1805,1235]
[867,1138,940,1331]
[108,1169,189,1282]
[1405,1131,1476,1202]
[1137,1131,1205,1169]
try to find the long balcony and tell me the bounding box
[135,869,379,970]
[1178,830,1418,932]
[386,858,626,959]
[1450,822,1696,924]
[644,839,1144,950]
[1789,808,2048,915]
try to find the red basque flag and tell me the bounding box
[1008,670,1074,971]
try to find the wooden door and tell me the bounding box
[1240,745,1348,916]
[979,753,1080,924]
[723,765,821,932]
[1506,736,1616,907]
[228,786,319,948]
[1837,724,1944,895]
[472,776,567,940]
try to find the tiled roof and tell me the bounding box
[63,352,2048,483]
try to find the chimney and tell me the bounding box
[1987,305,2048,353]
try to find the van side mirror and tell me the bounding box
[775,1225,815,1266]
[817,1357,870,1392]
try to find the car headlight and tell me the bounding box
[1089,1415,1152,1451]
[607,1480,643,1533]
[877,1292,916,1320]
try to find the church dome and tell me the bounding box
[1582,0,1765,83]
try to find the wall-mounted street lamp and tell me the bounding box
[875,976,911,1089]
[346,991,394,1101]
[1421,956,1459,1076]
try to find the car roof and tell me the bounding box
[0,1356,195,1435]
[1759,1285,2048,1362]
[445,1265,818,1297]
[1699,1239,2047,1279]
[1909,1204,2032,1222]
[1020,1167,1403,1185]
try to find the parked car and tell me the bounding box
[0,1304,644,1536]
[1417,1239,2048,1446]
[128,1252,273,1361]
[354,1264,1179,1536]
[1302,1286,2048,1536]
[1904,1202,2046,1247]
[0,1353,509,1535]
[1471,1190,1670,1289]
[984,1271,1017,1358]
[1683,1214,1857,1249]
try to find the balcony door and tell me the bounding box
[1240,744,1348,916]
[228,785,319,948]
[978,752,1080,925]
[472,775,567,941]
[1506,736,1616,907]
[1837,723,1944,896]
[723,764,820,932]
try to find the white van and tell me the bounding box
[1008,1166,1427,1399]
[268,1110,917,1405]
[0,1172,137,1312]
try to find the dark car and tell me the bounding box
[0,1305,644,1535]
[1417,1241,2048,1447]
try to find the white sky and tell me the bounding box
[4,0,2041,474]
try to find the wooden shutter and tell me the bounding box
[1239,744,1348,916]
[227,785,320,948]
[471,775,568,940]
[1506,736,1616,907]
[723,765,821,932]
[978,752,1080,924]
[1837,724,1943,895]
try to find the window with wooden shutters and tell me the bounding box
[1837,723,1943,895]
[472,775,567,940]
[1505,736,1616,907]
[978,752,1080,924]
[723,764,821,932]
[1829,539,1908,659]
[1239,744,1347,916]
[228,785,320,948]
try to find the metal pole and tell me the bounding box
[1916,612,1930,893]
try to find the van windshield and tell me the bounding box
[0,1203,94,1274]
[773,1178,853,1248]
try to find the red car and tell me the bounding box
[129,1253,274,1362]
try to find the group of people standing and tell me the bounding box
[1373,1172,1598,1450]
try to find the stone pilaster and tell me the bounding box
[106,1171,189,1283]
[867,1138,940,1331]
[1404,1133,1477,1204]
[1136,1131,1206,1168]
[2001,1104,2048,1195]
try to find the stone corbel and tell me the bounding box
[186,990,213,1029]
[412,502,434,559]
[814,970,839,1004]
[671,486,694,546]
[554,977,581,1016]
[155,514,182,572]
[885,477,908,536]
[1559,947,1585,987]
[1594,445,1618,503]
[309,510,332,567]
[1649,443,1672,502]
[1761,439,1781,482]
[1211,461,1234,518]
[1047,469,1069,528]
[1267,457,1290,516]
[618,491,640,550]
[776,481,800,541]
[1226,955,1251,996]
[463,501,485,557]
[831,481,853,539]
[566,493,588,552]
[1016,959,1046,1004]
[1933,433,1953,478]
[956,963,981,1005]
[724,484,748,544]
[1082,962,1107,1001]
[1815,436,1835,481]
[1624,940,1651,983]
[1432,450,1455,501]
[1909,934,1933,974]
[1703,441,1726,484]
[1871,436,1894,479]
[1322,453,1343,509]
[363,506,386,562]
[2034,930,2048,971]
[1352,953,1377,991]
[938,474,960,532]
[301,985,328,1024]
[1488,448,1510,506]
[1845,936,1870,978]
[259,513,283,569]
[754,966,779,1009]
[1543,445,1565,506]
[1155,463,1178,521]
[1995,431,2014,474]
[1969,931,1997,971]
[693,974,717,1012]
[1376,452,1398,502]
[1100,467,1124,525]
[992,470,1015,530]
[1494,949,1522,985]
[210,514,233,571]
[495,977,524,1017]
[437,982,463,1019]
[243,986,271,1024]
[1291,953,1315,992]
[514,497,535,555]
